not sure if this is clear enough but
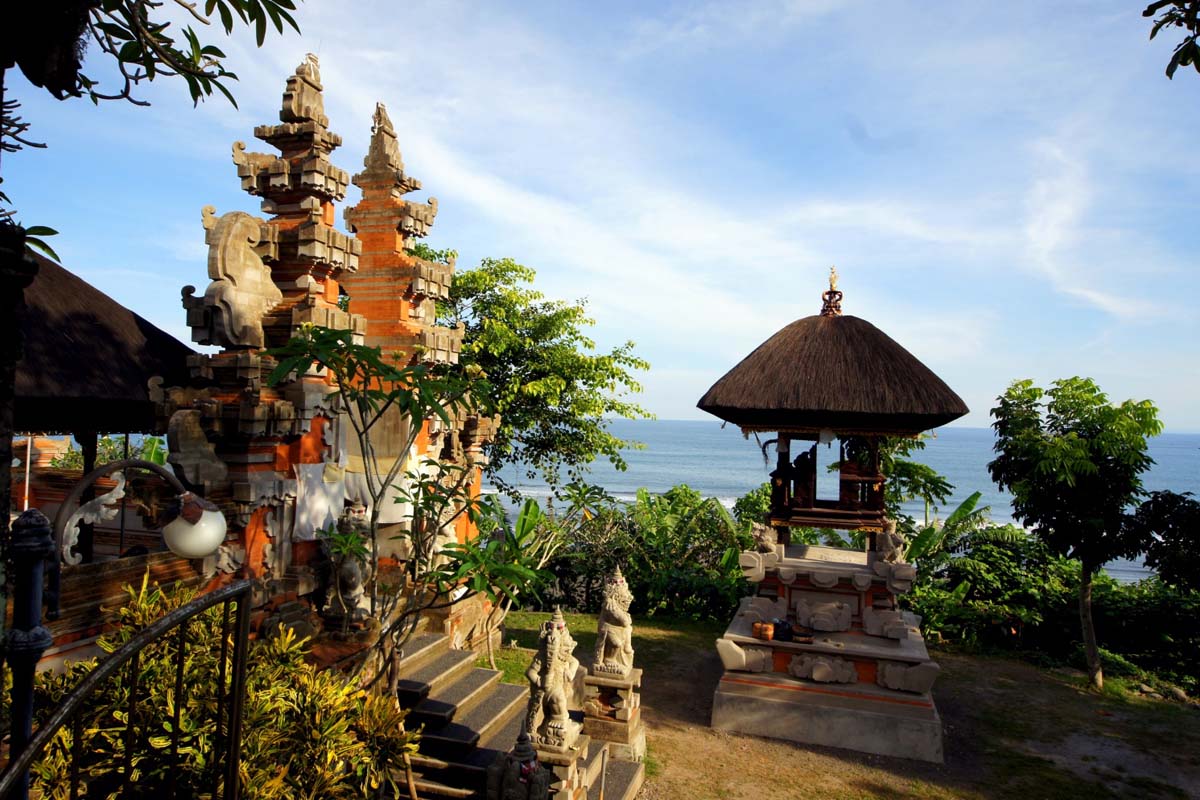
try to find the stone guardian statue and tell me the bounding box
[592,565,635,676]
[524,608,581,750]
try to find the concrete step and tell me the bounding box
[588,757,644,800]
[407,667,501,729]
[409,685,528,799]
[410,775,475,799]
[417,682,527,761]
[396,648,477,709]
[583,741,608,788]
[393,632,449,677]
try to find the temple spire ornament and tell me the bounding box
[820,266,843,317]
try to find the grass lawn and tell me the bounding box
[479,610,1200,800]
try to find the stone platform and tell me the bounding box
[582,669,645,761]
[710,542,945,764]
[711,670,943,763]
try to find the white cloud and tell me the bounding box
[624,0,847,56]
[1023,139,1155,319]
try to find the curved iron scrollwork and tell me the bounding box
[0,579,254,800]
[48,459,191,619]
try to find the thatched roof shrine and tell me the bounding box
[15,255,194,434]
[698,274,967,436]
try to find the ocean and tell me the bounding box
[488,420,1200,583]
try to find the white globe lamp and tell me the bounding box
[162,492,228,559]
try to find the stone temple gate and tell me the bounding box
[154,55,496,622]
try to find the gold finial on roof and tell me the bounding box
[820,266,844,317]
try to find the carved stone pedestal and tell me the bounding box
[582,668,645,762]
[535,732,597,800]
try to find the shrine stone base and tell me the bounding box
[536,732,598,800]
[582,668,646,762]
[711,671,944,763]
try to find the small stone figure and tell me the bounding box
[524,608,581,751]
[485,731,551,800]
[593,566,635,677]
[875,518,905,564]
[322,505,369,632]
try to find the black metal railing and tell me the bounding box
[0,578,254,800]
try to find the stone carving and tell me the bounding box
[322,506,369,631]
[876,660,941,694]
[231,140,277,174]
[736,594,788,622]
[863,607,912,640]
[750,522,777,553]
[524,609,582,751]
[872,559,917,595]
[794,598,852,632]
[281,53,328,125]
[593,566,635,677]
[182,206,281,348]
[210,543,245,577]
[788,654,857,683]
[485,731,551,800]
[715,639,772,672]
[738,548,778,583]
[875,518,905,564]
[62,471,126,565]
[357,103,425,196]
[167,410,228,490]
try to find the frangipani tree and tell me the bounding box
[268,324,504,684]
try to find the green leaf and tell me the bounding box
[117,40,144,62]
[25,237,61,262]
[22,226,58,237]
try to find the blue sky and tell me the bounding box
[5,1,1198,430]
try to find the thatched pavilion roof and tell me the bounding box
[15,255,194,434]
[697,308,968,436]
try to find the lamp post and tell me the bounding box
[6,458,228,800]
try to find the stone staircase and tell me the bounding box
[396,634,643,800]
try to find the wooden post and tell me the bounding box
[0,219,41,650]
[774,435,791,546]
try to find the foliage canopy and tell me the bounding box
[988,376,1163,690]
[1144,0,1200,78]
[438,256,651,494]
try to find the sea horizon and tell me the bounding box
[487,419,1200,584]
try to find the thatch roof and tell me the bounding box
[697,313,968,435]
[15,255,194,434]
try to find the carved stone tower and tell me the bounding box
[159,55,365,588]
[341,104,490,550]
[342,102,460,366]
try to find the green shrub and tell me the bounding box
[909,527,1200,693]
[1091,577,1200,693]
[546,484,751,619]
[29,576,416,799]
[908,531,1079,649]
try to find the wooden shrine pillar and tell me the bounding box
[772,435,791,545]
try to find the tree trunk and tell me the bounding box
[1079,561,1103,691]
